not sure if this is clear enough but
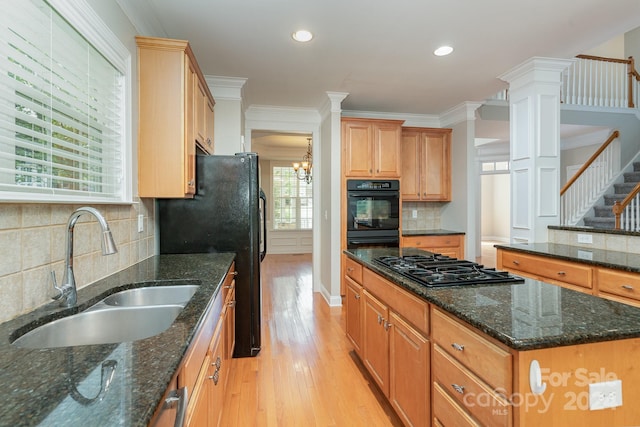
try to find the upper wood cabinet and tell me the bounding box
[342,118,403,178]
[402,127,452,201]
[136,36,215,198]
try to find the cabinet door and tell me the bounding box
[343,121,373,177]
[209,326,224,427]
[422,132,451,201]
[363,290,389,396]
[186,354,211,427]
[345,276,363,357]
[224,287,236,370]
[401,131,421,201]
[373,122,401,177]
[195,78,207,147]
[389,312,430,427]
[184,58,196,195]
[205,96,215,153]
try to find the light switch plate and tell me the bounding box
[137,214,144,233]
[577,233,593,244]
[412,209,418,219]
[589,380,622,410]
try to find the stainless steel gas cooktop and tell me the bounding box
[374,254,524,287]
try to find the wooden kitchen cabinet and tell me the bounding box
[195,78,215,154]
[431,308,512,427]
[596,267,640,307]
[363,289,390,395]
[345,275,364,357]
[401,127,452,201]
[136,36,215,198]
[349,263,430,426]
[342,118,403,178]
[497,248,594,294]
[402,234,465,259]
[389,311,430,427]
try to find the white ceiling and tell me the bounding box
[133,0,640,116]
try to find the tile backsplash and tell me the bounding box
[549,228,640,254]
[401,202,443,230]
[0,199,155,323]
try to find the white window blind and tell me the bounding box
[272,165,312,230]
[0,0,126,202]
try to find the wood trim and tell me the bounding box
[560,130,619,196]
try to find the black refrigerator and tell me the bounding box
[158,153,266,357]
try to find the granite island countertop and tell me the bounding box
[494,242,640,273]
[345,247,640,351]
[0,252,235,427]
[402,228,464,236]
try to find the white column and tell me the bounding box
[499,58,573,243]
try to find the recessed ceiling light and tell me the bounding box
[292,29,313,43]
[434,46,453,56]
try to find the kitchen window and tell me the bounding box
[272,164,312,230]
[0,0,131,203]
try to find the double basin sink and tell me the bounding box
[12,284,199,349]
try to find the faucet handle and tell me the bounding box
[51,271,64,301]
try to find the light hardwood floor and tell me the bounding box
[220,254,403,427]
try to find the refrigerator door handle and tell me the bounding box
[260,191,267,262]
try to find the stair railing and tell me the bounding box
[562,55,640,109]
[560,130,620,226]
[613,183,640,231]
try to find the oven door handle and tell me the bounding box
[348,192,399,198]
[348,237,399,245]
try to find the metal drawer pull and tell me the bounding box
[377,314,383,324]
[451,342,465,352]
[557,271,566,276]
[355,294,361,300]
[512,260,520,265]
[347,267,354,272]
[452,384,465,394]
[384,320,392,331]
[622,284,635,290]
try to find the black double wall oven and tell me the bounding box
[346,179,400,249]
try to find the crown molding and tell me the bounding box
[440,102,482,127]
[206,76,247,101]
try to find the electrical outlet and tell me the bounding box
[577,233,593,244]
[137,214,144,233]
[589,380,622,410]
[412,209,418,219]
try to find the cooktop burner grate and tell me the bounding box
[374,255,524,287]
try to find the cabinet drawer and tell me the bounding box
[403,234,461,249]
[363,268,429,335]
[432,382,480,427]
[433,345,511,427]
[345,257,363,284]
[597,267,640,302]
[432,308,512,394]
[222,262,236,302]
[501,251,592,289]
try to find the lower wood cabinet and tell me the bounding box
[389,311,430,427]
[345,275,363,357]
[401,234,464,259]
[349,265,430,427]
[151,262,236,427]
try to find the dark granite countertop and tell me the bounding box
[494,242,640,273]
[402,229,465,236]
[0,253,235,427]
[345,247,640,351]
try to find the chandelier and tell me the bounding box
[292,137,312,184]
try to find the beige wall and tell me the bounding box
[0,1,153,324]
[480,174,510,241]
[0,201,155,323]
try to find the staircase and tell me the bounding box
[583,162,640,229]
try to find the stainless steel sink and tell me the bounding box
[12,305,183,349]
[99,285,199,307]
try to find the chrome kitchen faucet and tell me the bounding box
[52,207,118,307]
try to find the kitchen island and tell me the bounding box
[345,247,640,426]
[0,252,235,426]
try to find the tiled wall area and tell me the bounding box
[548,228,640,254]
[401,202,443,230]
[0,199,156,323]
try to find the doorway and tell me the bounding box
[480,162,511,268]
